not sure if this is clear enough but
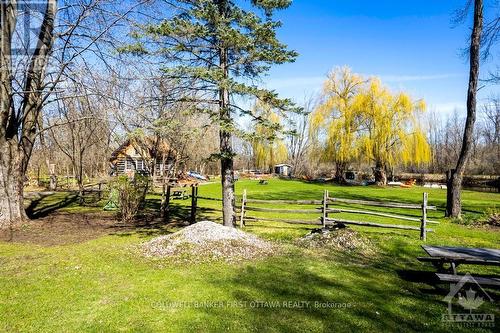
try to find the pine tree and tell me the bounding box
[124,0,297,226]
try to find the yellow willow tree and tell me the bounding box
[310,67,365,182]
[251,101,288,173]
[354,79,431,185]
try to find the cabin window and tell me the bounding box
[117,160,125,174]
[126,159,135,171]
[137,159,144,170]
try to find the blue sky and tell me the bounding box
[263,0,499,114]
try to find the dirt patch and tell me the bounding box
[143,221,277,264]
[296,227,375,256]
[0,212,138,246]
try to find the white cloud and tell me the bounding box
[429,102,465,114]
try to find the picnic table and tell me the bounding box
[172,189,189,200]
[418,245,500,287]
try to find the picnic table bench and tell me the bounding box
[435,273,500,287]
[418,245,500,287]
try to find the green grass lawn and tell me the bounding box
[1,179,499,332]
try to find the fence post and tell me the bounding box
[190,185,198,224]
[98,182,102,201]
[161,183,171,222]
[239,189,247,228]
[322,190,328,228]
[420,192,428,241]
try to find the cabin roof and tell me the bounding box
[110,137,174,162]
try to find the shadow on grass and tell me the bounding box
[21,193,217,241]
[196,239,499,332]
[25,192,79,219]
[198,253,449,332]
[143,197,222,222]
[105,197,224,239]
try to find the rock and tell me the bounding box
[143,221,276,264]
[297,227,374,255]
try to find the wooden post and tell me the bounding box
[160,182,166,215]
[322,189,328,228]
[420,192,428,241]
[166,184,171,219]
[36,165,40,186]
[239,189,247,228]
[190,185,198,224]
[161,183,171,222]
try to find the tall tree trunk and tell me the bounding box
[219,70,235,226]
[446,0,483,217]
[0,139,27,228]
[218,0,235,227]
[334,162,347,184]
[373,161,387,186]
[0,0,57,229]
[77,154,85,203]
[0,1,23,228]
[220,123,235,227]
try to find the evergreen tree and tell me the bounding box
[123,0,298,226]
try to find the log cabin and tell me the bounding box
[109,138,175,178]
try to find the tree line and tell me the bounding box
[0,0,498,228]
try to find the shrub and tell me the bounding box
[478,207,500,227]
[450,214,476,226]
[450,207,500,227]
[110,175,149,223]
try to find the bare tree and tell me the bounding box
[446,0,484,217]
[47,77,110,198]
[0,1,141,228]
[481,95,500,171]
[1,0,57,226]
[287,96,314,177]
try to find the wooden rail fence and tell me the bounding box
[179,189,438,240]
[237,189,438,241]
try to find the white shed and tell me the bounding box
[274,164,292,176]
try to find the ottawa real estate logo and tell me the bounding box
[442,273,495,328]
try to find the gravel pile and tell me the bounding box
[297,227,374,255]
[143,221,276,264]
